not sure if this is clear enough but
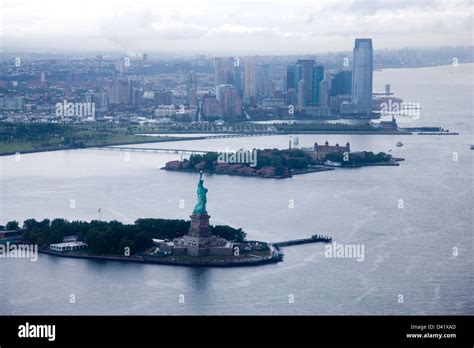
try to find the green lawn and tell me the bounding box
[0,123,190,156]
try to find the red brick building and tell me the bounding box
[311,141,351,161]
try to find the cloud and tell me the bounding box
[343,0,445,15]
[208,24,279,37]
[1,0,472,54]
[152,22,209,40]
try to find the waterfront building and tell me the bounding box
[378,116,398,130]
[352,38,373,115]
[50,241,88,252]
[154,105,176,118]
[304,106,330,118]
[330,94,352,115]
[308,141,351,161]
[0,230,24,244]
[372,96,404,115]
[262,98,284,108]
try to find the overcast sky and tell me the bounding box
[1,0,472,56]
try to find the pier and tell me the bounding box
[273,234,332,248]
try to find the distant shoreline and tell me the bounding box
[0,130,411,157]
[0,136,204,157]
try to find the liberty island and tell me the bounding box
[9,172,290,267]
[8,172,332,267]
[140,171,286,265]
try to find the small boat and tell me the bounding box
[471,145,474,150]
[324,160,342,167]
[396,141,403,147]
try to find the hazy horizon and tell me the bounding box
[1,0,472,56]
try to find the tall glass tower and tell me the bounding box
[352,38,373,115]
[295,59,315,107]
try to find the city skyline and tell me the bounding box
[1,0,473,55]
[0,0,472,344]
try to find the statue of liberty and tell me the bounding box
[193,171,208,215]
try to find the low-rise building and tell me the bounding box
[0,230,24,244]
[154,105,176,118]
[256,166,276,177]
[165,160,182,170]
[238,167,256,176]
[50,241,88,252]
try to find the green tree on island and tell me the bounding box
[17,218,246,255]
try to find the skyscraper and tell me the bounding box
[295,59,315,107]
[311,64,324,105]
[154,90,173,106]
[330,71,352,97]
[202,93,223,118]
[107,78,131,104]
[92,91,108,112]
[233,65,244,97]
[297,79,305,111]
[214,58,233,87]
[291,60,324,107]
[319,71,332,108]
[256,64,272,97]
[286,66,296,91]
[217,84,242,118]
[186,72,198,106]
[244,57,257,102]
[352,38,373,115]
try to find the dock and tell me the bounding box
[417,132,459,135]
[272,234,332,248]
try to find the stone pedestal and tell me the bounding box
[184,214,212,256]
[173,214,234,257]
[188,214,211,238]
